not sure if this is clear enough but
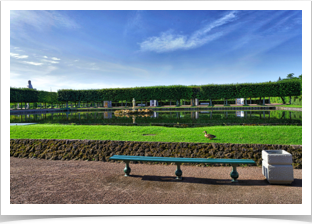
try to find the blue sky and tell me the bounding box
[10,10,302,92]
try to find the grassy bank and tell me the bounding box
[274,104,302,108]
[10,124,302,145]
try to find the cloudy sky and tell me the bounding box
[10,10,302,92]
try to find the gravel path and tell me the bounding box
[10,157,302,204]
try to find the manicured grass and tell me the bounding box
[274,104,302,108]
[10,124,302,145]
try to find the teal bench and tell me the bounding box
[109,155,256,182]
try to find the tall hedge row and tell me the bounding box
[198,80,301,99]
[57,80,302,102]
[11,80,301,104]
[10,88,58,103]
[57,85,193,102]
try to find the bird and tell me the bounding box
[203,131,216,140]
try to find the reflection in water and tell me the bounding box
[10,110,302,125]
[236,111,244,117]
[10,110,302,124]
[104,112,112,119]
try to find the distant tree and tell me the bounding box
[286,73,295,79]
[299,74,302,80]
[278,76,282,81]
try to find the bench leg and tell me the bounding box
[175,163,182,180]
[230,165,239,183]
[124,161,131,176]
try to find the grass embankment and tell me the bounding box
[10,124,302,145]
[274,104,302,108]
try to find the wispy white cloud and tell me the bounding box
[43,56,48,58]
[10,10,80,31]
[12,47,24,52]
[140,30,224,53]
[10,53,29,59]
[228,11,302,53]
[41,59,59,64]
[139,11,237,53]
[51,57,61,60]
[124,11,144,37]
[22,61,43,66]
[74,60,149,78]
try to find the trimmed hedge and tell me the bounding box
[10,88,58,104]
[57,85,193,103]
[57,80,301,103]
[10,88,38,103]
[199,80,301,99]
[11,79,301,105]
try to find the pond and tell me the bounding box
[10,110,302,126]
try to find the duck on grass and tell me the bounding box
[203,131,216,140]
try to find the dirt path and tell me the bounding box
[10,157,302,204]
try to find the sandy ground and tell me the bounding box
[10,157,301,204]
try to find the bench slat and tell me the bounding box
[109,155,256,164]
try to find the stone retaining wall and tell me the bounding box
[10,139,302,169]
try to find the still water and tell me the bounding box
[10,110,302,126]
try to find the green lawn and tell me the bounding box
[10,124,302,145]
[274,104,302,108]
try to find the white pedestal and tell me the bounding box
[150,100,157,107]
[103,101,112,108]
[262,150,294,184]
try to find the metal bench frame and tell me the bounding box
[109,155,256,182]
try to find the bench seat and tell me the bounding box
[109,155,256,182]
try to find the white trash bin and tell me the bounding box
[262,150,294,184]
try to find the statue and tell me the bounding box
[132,98,135,111]
[27,80,33,89]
